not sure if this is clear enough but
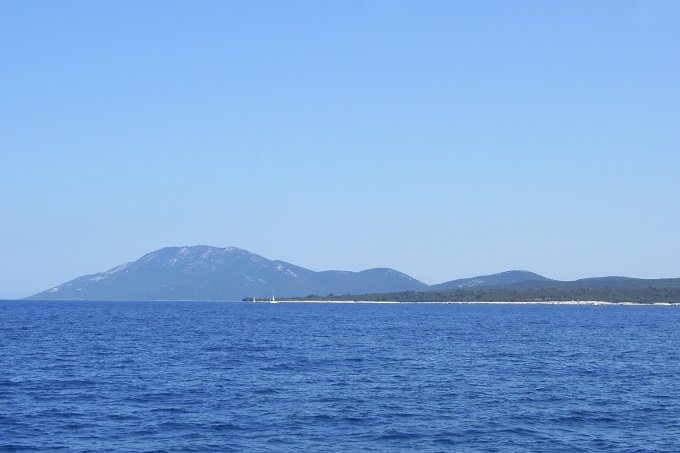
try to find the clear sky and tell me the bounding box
[2,1,679,298]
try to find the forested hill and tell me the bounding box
[291,278,680,304]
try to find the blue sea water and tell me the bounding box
[1,301,679,452]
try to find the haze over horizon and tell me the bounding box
[2,1,679,299]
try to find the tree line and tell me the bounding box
[289,286,680,304]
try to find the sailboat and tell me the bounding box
[270,291,278,304]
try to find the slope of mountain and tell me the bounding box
[430,270,553,290]
[28,246,428,301]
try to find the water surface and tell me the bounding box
[1,301,679,451]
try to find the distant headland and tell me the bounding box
[27,246,680,303]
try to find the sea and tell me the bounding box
[1,301,679,452]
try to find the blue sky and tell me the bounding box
[2,1,679,298]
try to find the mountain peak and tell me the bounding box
[138,245,254,264]
[28,246,427,301]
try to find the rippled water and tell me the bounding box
[1,301,679,451]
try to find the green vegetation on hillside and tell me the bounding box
[289,286,680,304]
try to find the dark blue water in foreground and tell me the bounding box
[1,301,679,452]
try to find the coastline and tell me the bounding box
[277,300,677,305]
[6,299,676,305]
